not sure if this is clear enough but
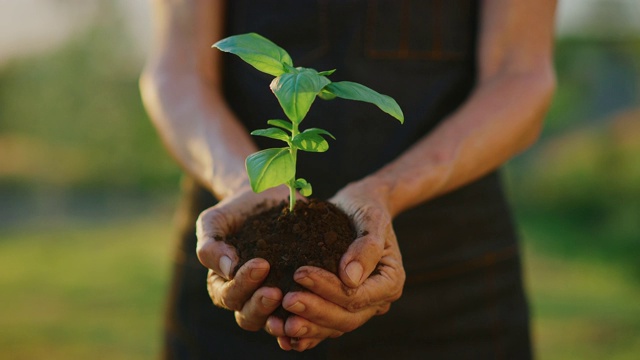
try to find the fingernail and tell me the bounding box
[220,256,232,278]
[345,261,364,285]
[290,337,300,347]
[261,296,279,308]
[250,267,268,281]
[294,327,308,337]
[295,276,314,288]
[288,301,306,313]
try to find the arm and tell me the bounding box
[139,0,253,199]
[372,0,557,217]
[270,0,557,351]
[140,0,287,331]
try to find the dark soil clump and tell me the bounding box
[226,199,356,318]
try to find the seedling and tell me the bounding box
[213,33,403,212]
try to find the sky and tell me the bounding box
[0,0,151,67]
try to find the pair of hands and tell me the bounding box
[196,181,406,352]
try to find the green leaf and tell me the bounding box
[295,178,313,197]
[318,88,337,100]
[270,68,331,123]
[292,128,335,153]
[250,128,290,143]
[266,119,293,133]
[317,69,336,76]
[245,148,295,193]
[212,33,293,77]
[302,128,336,140]
[323,81,404,123]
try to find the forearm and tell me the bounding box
[141,68,256,199]
[363,68,555,217]
[140,0,256,199]
[355,0,557,217]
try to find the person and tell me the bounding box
[140,0,556,358]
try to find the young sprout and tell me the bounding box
[213,33,404,212]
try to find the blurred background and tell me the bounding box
[0,0,638,358]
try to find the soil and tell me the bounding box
[225,199,357,318]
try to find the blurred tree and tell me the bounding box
[0,0,180,194]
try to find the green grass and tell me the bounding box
[0,212,175,360]
[523,243,640,360]
[1,204,638,359]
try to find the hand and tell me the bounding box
[265,179,406,351]
[196,186,290,331]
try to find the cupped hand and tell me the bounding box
[196,185,291,331]
[265,179,406,351]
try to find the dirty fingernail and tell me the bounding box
[345,261,363,285]
[288,301,306,313]
[294,327,308,337]
[220,256,232,278]
[295,276,314,288]
[250,267,268,281]
[261,296,279,308]
[290,337,300,347]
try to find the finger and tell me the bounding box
[338,205,395,286]
[196,206,240,279]
[289,336,324,352]
[283,314,344,339]
[206,272,228,309]
[265,315,285,337]
[266,314,343,341]
[207,258,270,311]
[197,237,238,279]
[234,286,282,331]
[277,336,324,352]
[340,234,383,287]
[276,336,293,351]
[294,262,403,312]
[282,291,382,333]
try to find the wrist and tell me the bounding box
[344,176,397,217]
[357,164,427,218]
[212,175,252,200]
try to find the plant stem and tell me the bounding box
[287,180,296,213]
[288,122,300,212]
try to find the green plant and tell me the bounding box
[213,33,404,211]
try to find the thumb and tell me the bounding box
[339,231,384,288]
[196,206,239,279]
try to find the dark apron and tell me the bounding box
[163,1,532,359]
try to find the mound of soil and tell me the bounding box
[226,199,357,318]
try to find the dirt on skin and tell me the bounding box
[225,199,357,318]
